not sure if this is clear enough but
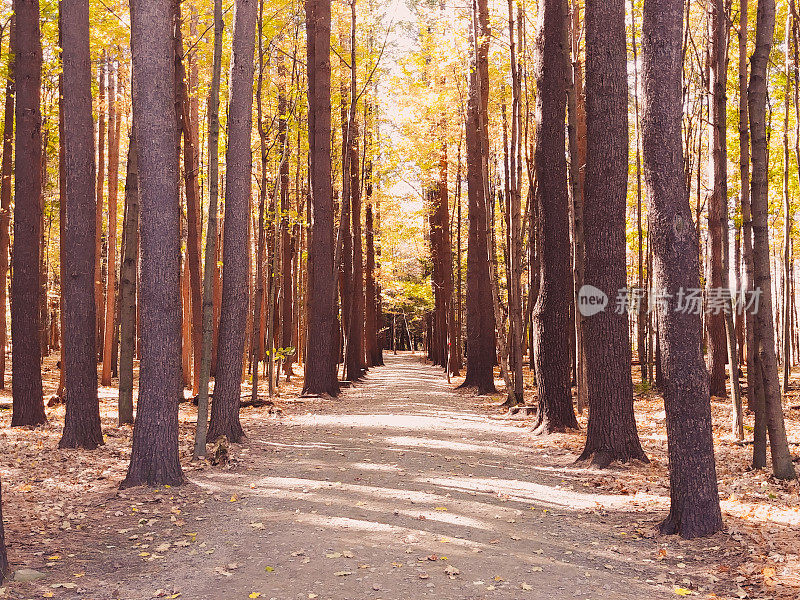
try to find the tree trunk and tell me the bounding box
[303,0,339,396]
[530,0,577,433]
[101,63,119,386]
[459,0,496,395]
[567,0,587,414]
[631,0,647,384]
[345,121,365,381]
[118,133,138,426]
[122,0,184,488]
[707,0,728,399]
[58,0,102,448]
[280,50,295,379]
[507,0,523,399]
[748,0,797,480]
[251,0,267,401]
[783,10,793,392]
[95,56,106,359]
[578,0,646,466]
[193,0,223,459]
[207,0,258,443]
[710,0,743,438]
[0,17,14,391]
[11,0,46,427]
[641,0,724,537]
[175,5,203,395]
[365,192,381,367]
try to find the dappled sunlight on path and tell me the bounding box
[142,354,734,600]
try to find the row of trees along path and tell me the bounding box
[1,0,800,585]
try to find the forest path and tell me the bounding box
[51,354,725,599]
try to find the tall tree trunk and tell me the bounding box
[567,0,587,414]
[207,0,258,443]
[59,0,102,448]
[95,56,106,359]
[346,121,364,381]
[578,0,646,466]
[303,0,339,396]
[57,19,66,399]
[122,0,184,488]
[344,0,364,383]
[710,0,743,440]
[118,133,138,426]
[0,17,14,390]
[193,0,223,459]
[459,0,496,394]
[530,0,577,433]
[175,4,203,395]
[783,9,793,391]
[631,0,647,384]
[280,53,295,379]
[738,0,766,466]
[251,0,267,401]
[365,187,381,366]
[507,0,523,400]
[707,0,729,399]
[642,0,723,537]
[748,0,797,479]
[101,63,119,386]
[11,0,46,427]
[364,97,381,368]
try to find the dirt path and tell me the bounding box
[15,354,739,600]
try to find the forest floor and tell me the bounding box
[0,352,798,600]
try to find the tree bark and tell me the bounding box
[175,4,203,396]
[567,0,587,414]
[0,17,14,391]
[118,132,138,426]
[280,48,295,379]
[11,0,46,427]
[710,0,743,439]
[459,0,496,395]
[193,0,223,459]
[530,0,577,433]
[101,63,119,386]
[507,0,523,399]
[631,0,647,384]
[783,10,793,391]
[58,0,102,448]
[748,0,797,479]
[303,0,340,396]
[122,0,184,488]
[578,0,647,466]
[346,120,365,381]
[707,0,728,399]
[641,0,724,537]
[207,0,258,442]
[95,56,106,359]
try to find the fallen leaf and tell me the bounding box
[521,583,533,591]
[249,594,262,599]
[333,571,352,577]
